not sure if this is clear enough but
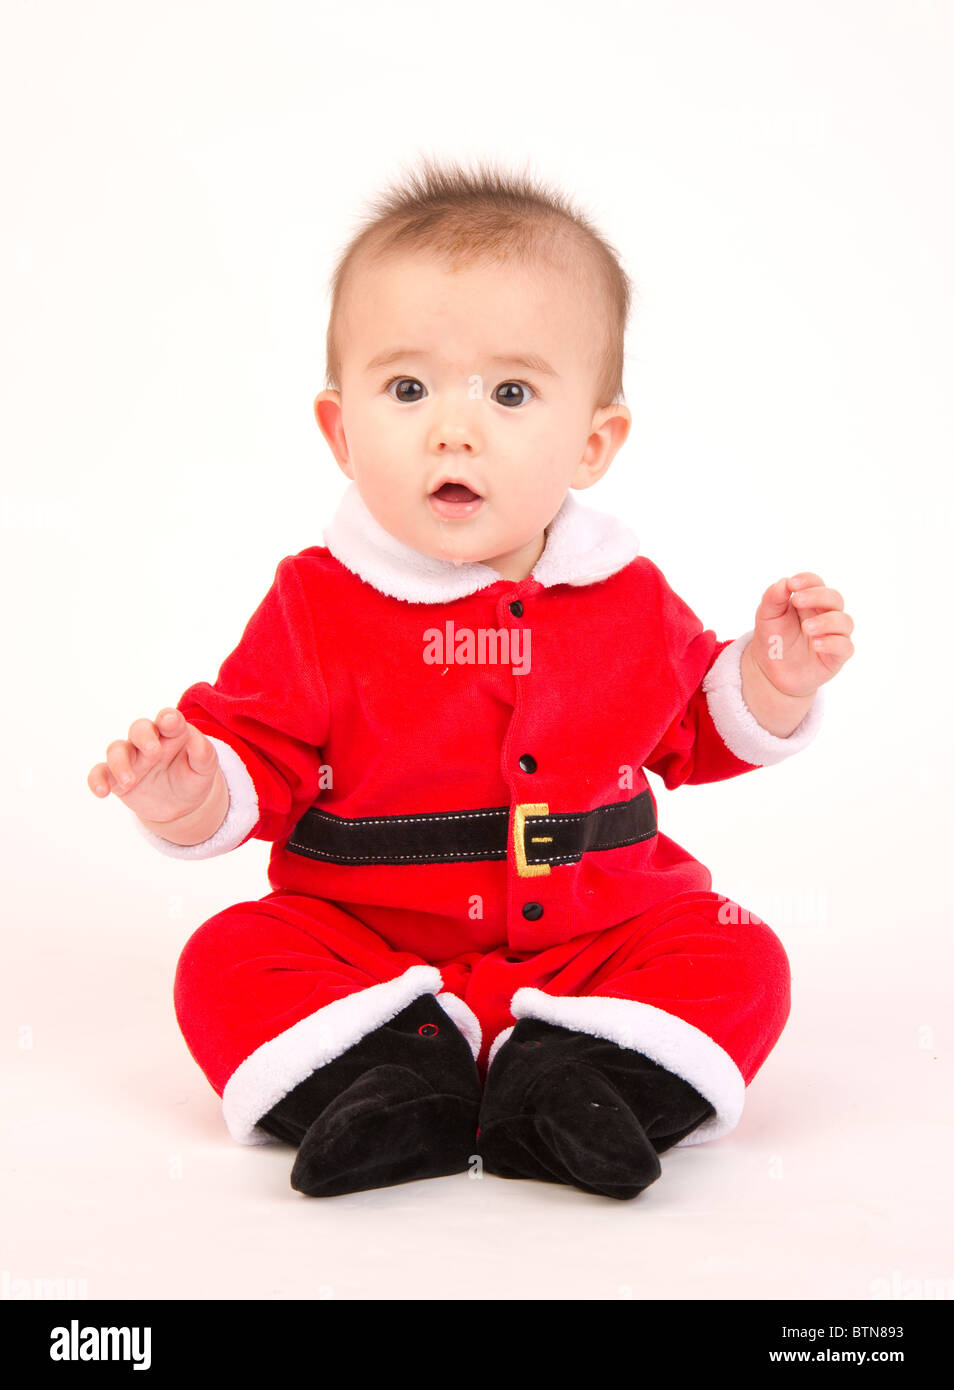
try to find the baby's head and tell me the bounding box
[314,158,634,582]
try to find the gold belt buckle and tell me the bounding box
[513,802,552,878]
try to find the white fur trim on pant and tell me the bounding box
[702,631,825,768]
[487,1026,515,1072]
[508,988,746,1147]
[435,992,482,1061]
[221,964,443,1146]
[133,736,259,859]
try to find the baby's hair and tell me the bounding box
[323,155,634,411]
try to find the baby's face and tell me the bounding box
[314,250,630,581]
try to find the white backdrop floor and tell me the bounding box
[3,912,951,1303]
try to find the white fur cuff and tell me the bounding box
[702,631,825,767]
[508,987,746,1147]
[436,992,482,1060]
[222,964,444,1145]
[133,736,259,859]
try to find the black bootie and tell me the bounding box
[477,1017,716,1200]
[256,995,482,1197]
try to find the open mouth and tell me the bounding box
[429,481,484,518]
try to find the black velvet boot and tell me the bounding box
[256,995,482,1197]
[477,1017,716,1200]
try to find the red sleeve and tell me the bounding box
[175,555,330,844]
[642,561,761,789]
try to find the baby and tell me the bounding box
[87,160,854,1201]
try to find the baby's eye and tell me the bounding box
[385,377,426,403]
[493,381,534,408]
[384,376,535,407]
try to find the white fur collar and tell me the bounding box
[322,482,640,603]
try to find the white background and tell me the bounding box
[1,0,951,1301]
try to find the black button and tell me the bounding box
[522,902,544,921]
[518,754,537,774]
[509,600,524,617]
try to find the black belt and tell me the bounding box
[287,790,657,879]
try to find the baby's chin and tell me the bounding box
[370,504,486,568]
[421,516,496,569]
[432,540,487,569]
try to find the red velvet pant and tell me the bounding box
[173,887,791,1149]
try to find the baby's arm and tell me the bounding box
[641,558,825,788]
[87,707,229,847]
[90,554,330,857]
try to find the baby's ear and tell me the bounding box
[313,391,350,472]
[314,388,341,421]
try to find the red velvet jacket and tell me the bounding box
[137,484,824,956]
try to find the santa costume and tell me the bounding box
[138,483,824,1198]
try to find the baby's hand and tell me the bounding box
[87,709,221,826]
[749,573,855,698]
